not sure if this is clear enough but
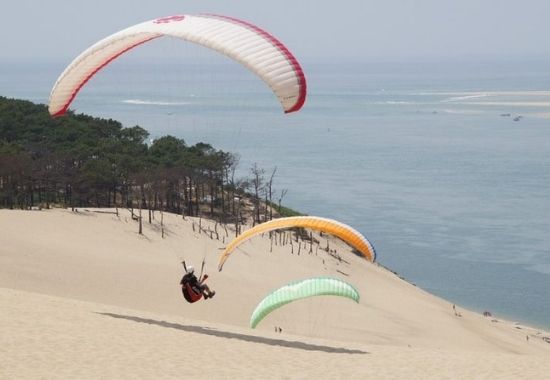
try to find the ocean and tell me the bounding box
[1,54,549,329]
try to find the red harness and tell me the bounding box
[182,283,203,303]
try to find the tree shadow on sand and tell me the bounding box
[98,312,367,355]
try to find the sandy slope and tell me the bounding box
[1,208,549,379]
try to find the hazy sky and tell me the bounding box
[2,0,550,62]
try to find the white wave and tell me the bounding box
[122,99,191,106]
[440,108,485,115]
[527,263,550,276]
[441,93,489,103]
[419,90,550,97]
[366,100,417,105]
[458,101,550,107]
[386,100,414,105]
[528,112,550,119]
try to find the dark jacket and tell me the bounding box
[180,273,199,287]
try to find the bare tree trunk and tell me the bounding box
[209,179,215,218]
[138,202,143,235]
[194,180,200,217]
[278,189,288,217]
[235,197,241,237]
[264,191,268,224]
[267,167,276,220]
[250,163,265,226]
[161,210,164,239]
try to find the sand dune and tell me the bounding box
[1,208,549,379]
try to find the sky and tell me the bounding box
[2,0,550,63]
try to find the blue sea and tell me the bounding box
[2,53,549,329]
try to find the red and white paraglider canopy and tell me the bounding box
[49,14,307,116]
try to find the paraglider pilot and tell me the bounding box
[180,264,215,302]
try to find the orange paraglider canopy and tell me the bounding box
[218,216,376,271]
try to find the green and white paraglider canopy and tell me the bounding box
[250,277,360,328]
